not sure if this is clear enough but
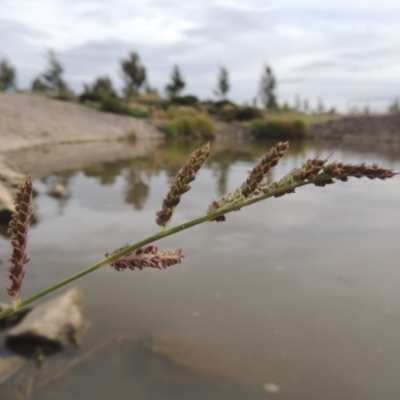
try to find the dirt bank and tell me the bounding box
[0,93,164,179]
[0,93,162,153]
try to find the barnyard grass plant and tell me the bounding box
[0,141,397,320]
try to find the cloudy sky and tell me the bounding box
[1,0,399,111]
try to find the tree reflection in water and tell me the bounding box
[35,139,308,214]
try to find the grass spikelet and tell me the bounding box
[207,141,289,221]
[7,176,34,301]
[156,142,211,227]
[105,245,184,271]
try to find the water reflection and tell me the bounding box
[32,140,287,213]
[83,161,129,186]
[1,139,399,399]
[125,166,150,210]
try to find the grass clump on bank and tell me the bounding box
[165,114,216,140]
[100,97,151,118]
[220,105,263,122]
[251,118,310,140]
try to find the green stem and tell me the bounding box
[0,173,356,321]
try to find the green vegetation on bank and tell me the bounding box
[100,97,151,118]
[251,118,309,140]
[165,115,216,140]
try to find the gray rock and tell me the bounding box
[6,287,87,356]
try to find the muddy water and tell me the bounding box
[1,140,400,399]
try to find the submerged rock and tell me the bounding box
[263,382,281,393]
[142,330,242,383]
[48,183,70,199]
[6,287,87,356]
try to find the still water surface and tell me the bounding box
[1,140,400,399]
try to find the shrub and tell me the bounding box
[80,77,118,104]
[136,93,164,108]
[100,97,129,114]
[221,105,263,122]
[100,98,150,118]
[56,89,77,102]
[170,95,201,109]
[202,99,236,115]
[203,101,262,121]
[213,99,236,109]
[164,115,216,140]
[234,106,264,121]
[166,105,201,119]
[128,106,150,118]
[251,119,310,140]
[219,104,237,121]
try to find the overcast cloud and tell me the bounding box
[1,0,399,111]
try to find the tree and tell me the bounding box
[144,82,159,96]
[281,101,291,112]
[42,50,68,93]
[120,52,147,97]
[316,97,325,114]
[388,99,400,114]
[0,59,16,91]
[303,99,309,113]
[214,66,230,99]
[90,76,117,99]
[259,64,277,110]
[294,95,301,111]
[166,65,185,98]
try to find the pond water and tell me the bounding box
[1,139,400,399]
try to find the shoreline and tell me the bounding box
[1,93,399,188]
[0,93,165,183]
[0,93,165,222]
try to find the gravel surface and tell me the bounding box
[312,113,400,142]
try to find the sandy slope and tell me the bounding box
[0,93,162,152]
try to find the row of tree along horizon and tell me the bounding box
[6,49,400,142]
[0,50,400,114]
[0,49,340,114]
